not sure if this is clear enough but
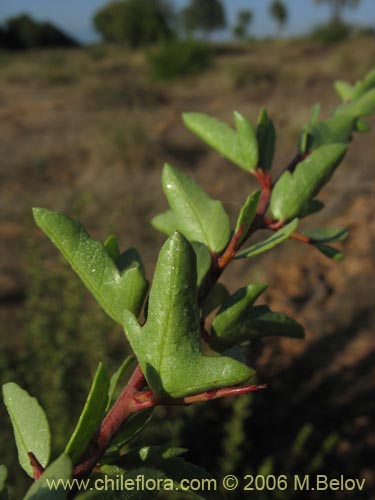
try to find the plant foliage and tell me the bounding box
[1,68,374,498]
[93,0,174,48]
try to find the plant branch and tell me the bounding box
[198,168,273,305]
[73,364,146,478]
[73,157,313,481]
[28,452,44,480]
[217,224,246,269]
[133,383,267,410]
[263,215,314,245]
[73,360,266,481]
[253,168,273,215]
[273,150,311,185]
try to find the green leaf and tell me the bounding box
[299,199,325,218]
[103,235,120,261]
[301,227,348,244]
[212,305,305,349]
[334,80,354,101]
[201,283,230,318]
[235,219,299,259]
[354,118,371,133]
[256,108,276,170]
[151,213,212,285]
[105,454,225,500]
[112,445,187,469]
[211,284,268,343]
[191,242,212,285]
[299,115,355,152]
[150,210,177,236]
[335,69,375,108]
[222,345,247,364]
[235,190,261,245]
[360,68,375,90]
[116,247,145,275]
[33,208,148,324]
[78,459,224,500]
[155,458,225,500]
[182,112,257,171]
[314,243,345,261]
[233,111,259,170]
[162,164,230,252]
[23,454,72,500]
[65,363,110,464]
[105,409,154,455]
[0,465,8,500]
[123,232,254,398]
[309,103,321,124]
[351,68,375,100]
[2,383,50,477]
[270,144,347,221]
[106,356,136,411]
[334,88,375,118]
[75,467,163,500]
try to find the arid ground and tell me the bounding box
[0,37,374,498]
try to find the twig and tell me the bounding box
[134,383,268,410]
[28,452,44,480]
[74,365,146,478]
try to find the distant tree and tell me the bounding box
[93,0,174,48]
[233,9,253,40]
[313,0,361,21]
[181,0,226,38]
[0,14,78,50]
[269,0,288,35]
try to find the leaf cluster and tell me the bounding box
[1,68,374,498]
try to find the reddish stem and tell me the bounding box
[73,365,145,478]
[28,452,44,480]
[289,232,312,244]
[263,216,313,244]
[134,383,267,410]
[73,360,267,480]
[182,383,267,404]
[253,168,272,215]
[217,224,246,269]
[71,160,301,482]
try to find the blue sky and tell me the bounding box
[0,0,374,43]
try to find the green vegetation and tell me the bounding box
[0,14,78,50]
[180,0,226,37]
[233,9,254,41]
[1,67,374,498]
[310,19,353,43]
[147,40,213,80]
[269,0,288,34]
[93,0,174,48]
[313,0,361,21]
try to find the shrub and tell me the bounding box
[310,19,353,44]
[93,0,174,48]
[148,40,213,80]
[0,14,78,50]
[1,68,374,498]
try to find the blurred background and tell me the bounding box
[0,0,374,498]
